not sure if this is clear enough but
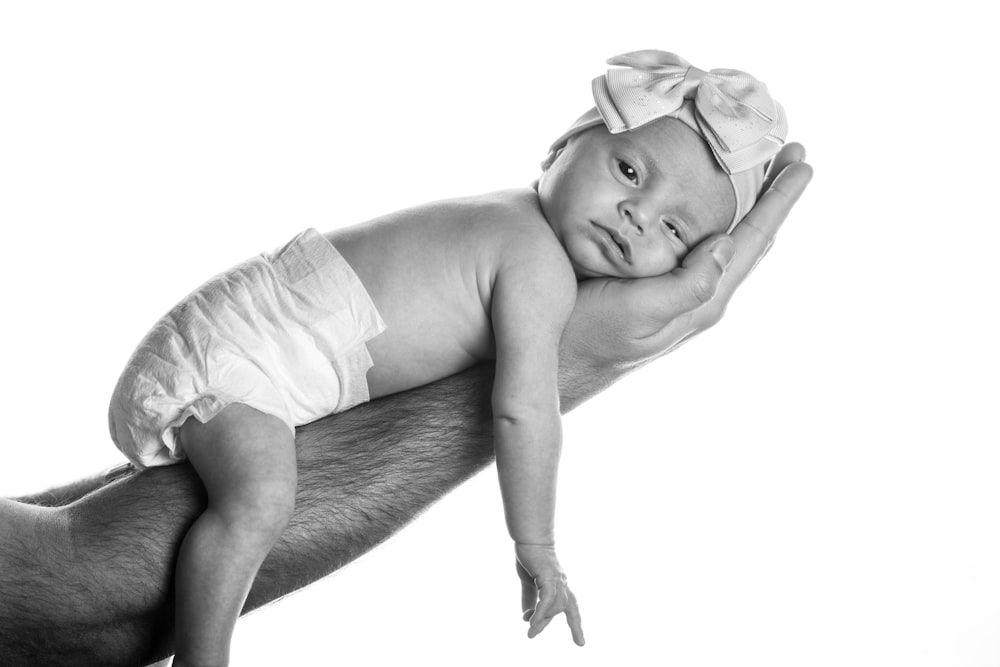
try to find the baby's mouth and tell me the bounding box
[595,223,632,263]
[611,235,626,259]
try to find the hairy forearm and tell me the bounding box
[0,353,626,666]
[557,315,629,410]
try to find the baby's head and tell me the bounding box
[538,50,787,279]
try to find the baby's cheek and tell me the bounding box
[635,250,679,278]
[661,245,682,272]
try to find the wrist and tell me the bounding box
[510,529,555,545]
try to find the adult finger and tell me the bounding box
[638,158,812,354]
[637,148,809,328]
[762,143,807,192]
[723,160,813,289]
[615,234,735,335]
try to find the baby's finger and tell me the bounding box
[565,596,585,646]
[527,611,555,639]
[527,594,556,639]
[521,581,538,621]
[517,560,538,621]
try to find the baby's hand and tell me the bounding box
[514,543,585,646]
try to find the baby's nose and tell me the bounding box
[618,201,654,236]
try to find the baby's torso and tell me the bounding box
[324,187,557,399]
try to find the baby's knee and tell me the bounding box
[214,479,295,550]
[261,480,297,529]
[241,483,295,538]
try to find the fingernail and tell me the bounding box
[710,237,735,267]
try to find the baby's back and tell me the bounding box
[325,187,562,399]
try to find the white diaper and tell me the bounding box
[107,228,386,469]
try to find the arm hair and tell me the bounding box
[0,364,501,665]
[0,332,614,666]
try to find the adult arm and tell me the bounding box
[0,148,811,666]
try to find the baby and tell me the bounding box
[107,50,786,665]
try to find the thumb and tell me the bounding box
[517,560,538,621]
[703,235,736,271]
[672,234,734,308]
[623,233,734,331]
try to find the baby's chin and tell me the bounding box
[630,260,679,279]
[568,260,607,281]
[573,257,678,281]
[566,254,618,281]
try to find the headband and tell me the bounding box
[545,50,788,230]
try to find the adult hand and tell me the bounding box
[0,145,810,667]
[559,143,812,402]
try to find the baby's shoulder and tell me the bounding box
[483,188,572,267]
[483,189,576,308]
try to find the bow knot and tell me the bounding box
[680,66,707,99]
[592,50,787,174]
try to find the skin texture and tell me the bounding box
[0,147,810,666]
[538,119,736,279]
[173,404,299,666]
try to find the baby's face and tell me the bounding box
[538,117,736,279]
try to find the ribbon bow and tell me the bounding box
[592,50,787,174]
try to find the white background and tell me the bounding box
[1,2,998,666]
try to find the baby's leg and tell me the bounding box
[172,404,297,667]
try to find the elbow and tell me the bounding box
[493,389,555,420]
[492,399,560,430]
[493,409,529,428]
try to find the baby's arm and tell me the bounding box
[491,246,584,645]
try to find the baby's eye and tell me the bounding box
[618,160,639,184]
[662,220,680,237]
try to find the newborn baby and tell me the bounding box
[107,50,787,666]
